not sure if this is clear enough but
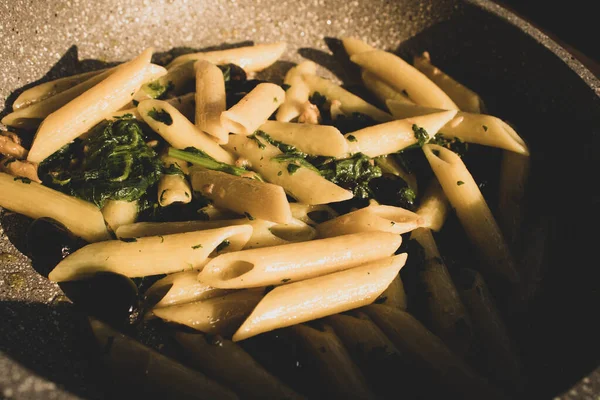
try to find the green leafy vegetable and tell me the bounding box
[38,117,163,207]
[147,108,173,126]
[412,124,429,147]
[272,154,320,173]
[13,177,31,184]
[192,244,203,249]
[144,80,175,99]
[168,147,263,181]
[429,133,469,157]
[247,133,266,150]
[318,153,382,198]
[287,164,300,175]
[120,237,138,243]
[457,180,465,186]
[255,130,306,157]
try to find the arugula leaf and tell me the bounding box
[168,147,263,181]
[144,80,175,99]
[271,154,320,173]
[147,108,173,126]
[255,130,306,157]
[318,153,382,198]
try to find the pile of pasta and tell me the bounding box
[0,38,531,399]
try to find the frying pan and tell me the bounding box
[1,0,599,398]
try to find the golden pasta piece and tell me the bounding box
[101,200,138,233]
[153,289,264,336]
[351,50,459,110]
[134,60,195,103]
[189,168,292,224]
[361,70,414,106]
[48,225,253,281]
[345,110,457,157]
[416,178,450,232]
[231,254,407,341]
[199,232,403,289]
[316,204,423,238]
[276,61,317,122]
[0,172,110,243]
[221,83,285,135]
[195,60,229,143]
[340,37,375,57]
[258,121,349,157]
[167,42,287,71]
[146,269,231,308]
[289,203,339,226]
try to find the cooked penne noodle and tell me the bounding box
[423,144,519,285]
[135,60,195,103]
[410,228,473,357]
[167,42,287,71]
[316,204,423,238]
[378,274,407,310]
[89,318,239,400]
[302,74,392,122]
[232,254,407,341]
[199,232,403,289]
[101,200,138,233]
[220,83,285,135]
[416,178,450,231]
[137,99,235,164]
[190,168,292,224]
[351,50,459,110]
[276,61,317,122]
[48,225,253,281]
[498,151,530,250]
[340,37,375,57]
[289,203,339,226]
[174,331,305,400]
[146,269,231,308]
[113,93,197,121]
[386,100,530,155]
[12,68,109,110]
[361,70,414,106]
[195,60,228,143]
[158,174,192,207]
[345,110,457,157]
[0,159,40,182]
[153,289,264,336]
[225,134,353,205]
[197,205,243,221]
[365,304,505,400]
[258,121,349,157]
[27,49,164,163]
[292,323,374,400]
[456,269,523,392]
[0,172,110,242]
[0,135,28,159]
[413,52,484,114]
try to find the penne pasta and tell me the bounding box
[152,289,264,336]
[456,269,523,392]
[12,68,109,110]
[416,178,450,231]
[302,74,392,122]
[258,121,349,157]
[220,83,285,135]
[345,110,457,157]
[135,60,195,103]
[101,200,138,233]
[364,304,506,400]
[199,232,403,289]
[195,60,229,144]
[158,154,192,207]
[190,168,292,224]
[137,99,235,164]
[89,318,239,400]
[361,70,414,106]
[378,273,407,310]
[413,52,484,114]
[0,172,110,243]
[422,144,519,286]
[350,50,459,110]
[47,225,253,281]
[0,159,40,182]
[410,228,473,357]
[174,331,305,400]
[386,100,530,155]
[225,134,353,205]
[340,37,375,57]
[289,203,339,226]
[27,49,164,163]
[498,151,530,250]
[231,254,407,341]
[316,204,423,238]
[167,42,287,71]
[0,135,28,159]
[276,61,317,122]
[167,92,196,121]
[146,269,231,308]
[292,323,374,400]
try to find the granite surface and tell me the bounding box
[1,0,599,399]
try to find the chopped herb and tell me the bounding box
[120,237,138,243]
[159,235,165,243]
[162,162,185,177]
[390,221,396,226]
[281,278,291,283]
[412,124,429,147]
[457,180,465,186]
[278,171,283,176]
[272,154,319,173]
[347,135,357,142]
[244,212,255,220]
[13,177,31,184]
[374,296,388,304]
[147,108,173,126]
[247,133,266,150]
[168,147,263,181]
[429,133,468,157]
[216,240,230,252]
[184,192,190,198]
[273,97,278,103]
[287,163,301,174]
[144,80,174,99]
[192,244,203,249]
[482,125,488,132]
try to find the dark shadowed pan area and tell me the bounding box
[1,0,599,399]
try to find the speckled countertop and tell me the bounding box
[1,0,599,399]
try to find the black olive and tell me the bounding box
[60,272,139,329]
[26,218,87,278]
[368,174,416,210]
